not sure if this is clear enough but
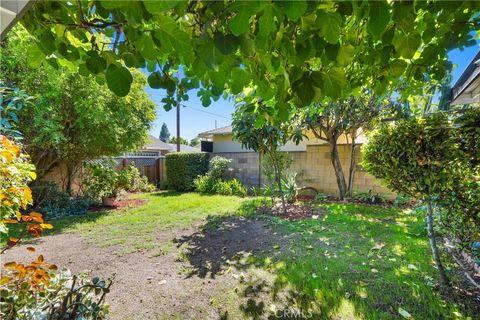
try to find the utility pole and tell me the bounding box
[176,71,181,152]
[176,88,180,152]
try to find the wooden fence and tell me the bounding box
[116,156,166,186]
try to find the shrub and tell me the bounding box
[193,175,216,194]
[118,164,155,192]
[30,181,93,219]
[214,180,233,195]
[208,156,231,179]
[228,178,248,197]
[0,268,111,319]
[354,190,386,204]
[165,152,209,191]
[315,192,329,202]
[84,160,121,202]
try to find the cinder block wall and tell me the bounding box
[211,144,394,198]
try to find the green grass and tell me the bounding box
[4,192,477,319]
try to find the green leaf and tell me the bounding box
[368,2,391,37]
[197,43,223,70]
[259,5,277,37]
[393,31,421,59]
[148,71,163,89]
[26,45,44,69]
[154,15,192,58]
[230,67,250,94]
[390,59,407,77]
[321,67,347,99]
[315,11,342,44]
[143,1,177,14]
[85,54,107,75]
[38,29,56,54]
[135,35,159,61]
[106,64,133,97]
[284,1,307,21]
[336,44,355,66]
[214,33,240,55]
[229,2,256,36]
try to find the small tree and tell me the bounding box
[232,100,302,214]
[362,114,457,286]
[300,94,389,199]
[159,123,170,142]
[189,137,200,147]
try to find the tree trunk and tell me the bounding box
[426,201,450,286]
[328,139,347,200]
[270,151,287,215]
[346,131,357,198]
[65,163,75,196]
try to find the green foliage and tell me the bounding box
[194,156,246,197]
[353,190,387,205]
[262,151,293,191]
[208,156,231,180]
[169,136,189,145]
[17,0,479,120]
[0,28,156,183]
[117,164,156,193]
[0,269,111,319]
[30,181,93,219]
[362,109,479,253]
[281,171,299,203]
[314,192,329,202]
[0,87,33,138]
[362,113,456,199]
[165,152,209,191]
[84,160,121,201]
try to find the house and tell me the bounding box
[450,50,480,105]
[198,126,392,197]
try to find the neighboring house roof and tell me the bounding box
[450,50,480,105]
[198,125,232,138]
[167,143,201,153]
[1,0,34,40]
[143,135,172,151]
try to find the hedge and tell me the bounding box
[165,152,209,191]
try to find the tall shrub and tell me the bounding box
[165,153,209,191]
[362,114,456,286]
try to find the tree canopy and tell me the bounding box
[1,28,157,192]
[159,123,170,142]
[19,0,480,122]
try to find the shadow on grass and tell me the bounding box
[176,200,480,320]
[150,190,185,197]
[175,214,289,278]
[4,209,111,246]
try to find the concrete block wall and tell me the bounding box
[211,144,394,198]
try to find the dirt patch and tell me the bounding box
[257,203,326,220]
[89,198,147,212]
[2,216,294,319]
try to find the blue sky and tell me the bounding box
[146,44,479,142]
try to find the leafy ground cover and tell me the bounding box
[3,192,478,319]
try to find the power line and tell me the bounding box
[181,104,231,120]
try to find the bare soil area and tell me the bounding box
[2,217,295,320]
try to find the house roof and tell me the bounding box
[198,125,232,138]
[167,143,201,153]
[450,50,480,105]
[1,0,34,40]
[144,135,172,150]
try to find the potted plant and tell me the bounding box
[84,160,122,207]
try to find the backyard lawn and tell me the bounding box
[4,192,478,319]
